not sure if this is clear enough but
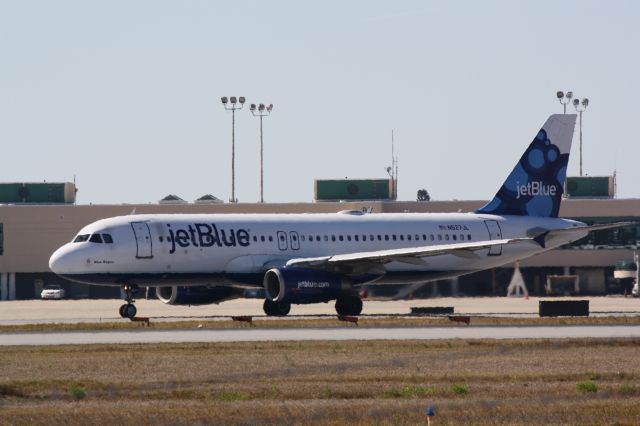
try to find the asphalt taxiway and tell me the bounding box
[1,296,639,325]
[2,297,639,346]
[2,325,640,346]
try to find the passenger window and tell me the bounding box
[280,235,285,241]
[89,233,103,243]
[370,235,374,241]
[316,235,321,242]
[331,235,336,242]
[422,234,427,240]
[261,236,265,242]
[399,235,404,241]
[252,236,257,242]
[430,235,435,241]
[300,235,305,242]
[467,234,472,240]
[73,234,90,243]
[438,235,442,241]
[354,235,358,242]
[324,235,328,242]
[268,236,273,242]
[292,234,298,241]
[392,235,397,241]
[339,235,344,241]
[445,234,450,241]
[460,234,464,241]
[378,235,382,241]
[103,234,113,244]
[384,235,389,241]
[452,235,457,241]
[348,235,352,241]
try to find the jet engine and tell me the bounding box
[156,285,243,305]
[263,268,345,304]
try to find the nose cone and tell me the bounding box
[49,244,74,274]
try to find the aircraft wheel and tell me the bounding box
[119,304,127,318]
[124,303,137,318]
[263,299,291,316]
[335,295,362,316]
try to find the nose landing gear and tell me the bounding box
[119,285,138,318]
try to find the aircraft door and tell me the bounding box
[277,231,288,251]
[484,220,503,256]
[130,222,153,259]
[290,231,300,250]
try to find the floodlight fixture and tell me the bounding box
[249,101,274,203]
[556,90,573,114]
[221,95,247,202]
[572,96,590,176]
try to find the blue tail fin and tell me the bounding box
[476,114,577,218]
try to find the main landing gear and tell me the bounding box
[119,285,138,318]
[263,299,291,316]
[262,295,363,317]
[335,295,363,316]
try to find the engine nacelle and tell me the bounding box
[156,285,243,305]
[263,268,345,304]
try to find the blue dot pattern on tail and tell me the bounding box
[477,128,569,218]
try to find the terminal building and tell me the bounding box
[0,180,638,301]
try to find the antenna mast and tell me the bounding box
[391,130,398,200]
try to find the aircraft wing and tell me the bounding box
[285,238,532,272]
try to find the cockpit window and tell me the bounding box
[89,233,103,243]
[102,234,113,244]
[73,234,90,243]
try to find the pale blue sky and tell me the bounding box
[1,1,638,204]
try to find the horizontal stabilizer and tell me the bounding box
[528,221,637,248]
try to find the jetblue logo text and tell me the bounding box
[516,181,557,199]
[168,224,250,254]
[298,281,330,289]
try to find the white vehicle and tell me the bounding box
[40,284,66,300]
[49,114,632,318]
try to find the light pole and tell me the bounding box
[250,103,273,203]
[556,90,573,114]
[572,97,589,177]
[221,96,245,203]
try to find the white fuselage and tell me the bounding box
[48,212,587,288]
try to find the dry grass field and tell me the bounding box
[1,338,640,425]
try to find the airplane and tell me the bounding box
[49,114,632,318]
